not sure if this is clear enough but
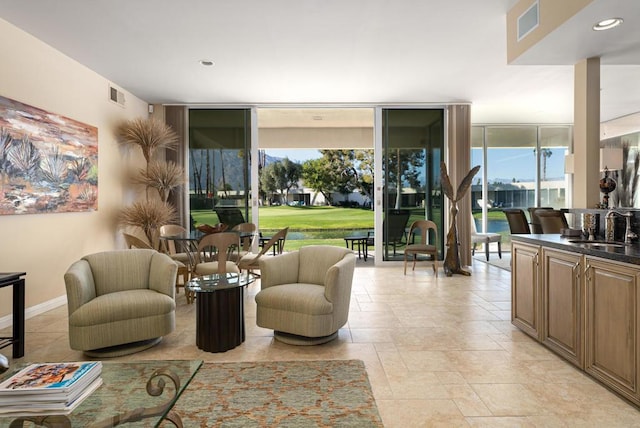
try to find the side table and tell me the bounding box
[187,273,255,353]
[0,272,26,358]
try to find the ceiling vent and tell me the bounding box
[108,84,126,107]
[517,1,539,41]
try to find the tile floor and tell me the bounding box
[3,259,640,426]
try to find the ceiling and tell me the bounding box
[0,0,638,125]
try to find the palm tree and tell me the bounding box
[534,148,553,180]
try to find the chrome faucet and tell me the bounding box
[605,210,637,243]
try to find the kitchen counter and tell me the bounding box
[511,234,640,406]
[511,234,640,265]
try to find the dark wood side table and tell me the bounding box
[187,273,255,353]
[0,272,26,358]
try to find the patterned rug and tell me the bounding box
[172,359,383,427]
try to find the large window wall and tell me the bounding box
[471,125,572,248]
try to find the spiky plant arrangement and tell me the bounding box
[116,118,182,248]
[132,160,184,202]
[119,199,177,246]
[116,118,178,164]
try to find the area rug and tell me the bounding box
[172,359,384,427]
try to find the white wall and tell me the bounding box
[0,18,148,320]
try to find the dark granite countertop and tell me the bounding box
[511,234,640,265]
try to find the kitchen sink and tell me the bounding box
[568,239,629,248]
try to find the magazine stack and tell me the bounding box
[0,361,102,416]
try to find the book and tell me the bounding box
[0,377,102,416]
[0,362,101,407]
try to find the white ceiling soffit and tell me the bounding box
[0,0,638,124]
[512,0,640,65]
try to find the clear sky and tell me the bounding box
[472,148,568,182]
[266,149,322,163]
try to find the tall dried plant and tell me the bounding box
[117,118,179,164]
[116,118,182,247]
[132,160,185,202]
[119,199,177,246]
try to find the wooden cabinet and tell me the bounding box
[511,241,540,339]
[541,248,583,368]
[585,256,640,403]
[512,238,640,406]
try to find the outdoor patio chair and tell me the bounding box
[386,209,410,255]
[214,207,246,230]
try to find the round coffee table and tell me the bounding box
[187,272,255,353]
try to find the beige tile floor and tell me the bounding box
[4,258,640,427]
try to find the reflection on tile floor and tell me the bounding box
[3,259,640,426]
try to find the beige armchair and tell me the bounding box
[255,245,356,345]
[64,249,177,356]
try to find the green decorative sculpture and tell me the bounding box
[440,162,480,277]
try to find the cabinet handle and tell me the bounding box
[572,262,581,282]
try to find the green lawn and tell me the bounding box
[191,205,444,250]
[192,205,375,231]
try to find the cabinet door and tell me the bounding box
[541,248,583,368]
[585,257,640,404]
[511,242,540,339]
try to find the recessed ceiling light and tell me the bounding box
[593,18,623,31]
[199,59,215,66]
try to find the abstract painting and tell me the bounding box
[0,95,98,215]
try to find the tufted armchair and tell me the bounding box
[64,249,177,356]
[255,245,356,345]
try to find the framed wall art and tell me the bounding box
[0,95,98,215]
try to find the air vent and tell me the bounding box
[517,1,539,41]
[108,85,126,107]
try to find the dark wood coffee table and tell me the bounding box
[187,273,256,353]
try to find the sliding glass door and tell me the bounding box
[380,109,444,261]
[188,109,252,227]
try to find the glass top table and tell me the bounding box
[186,272,255,292]
[0,359,202,427]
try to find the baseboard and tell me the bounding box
[0,295,67,330]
